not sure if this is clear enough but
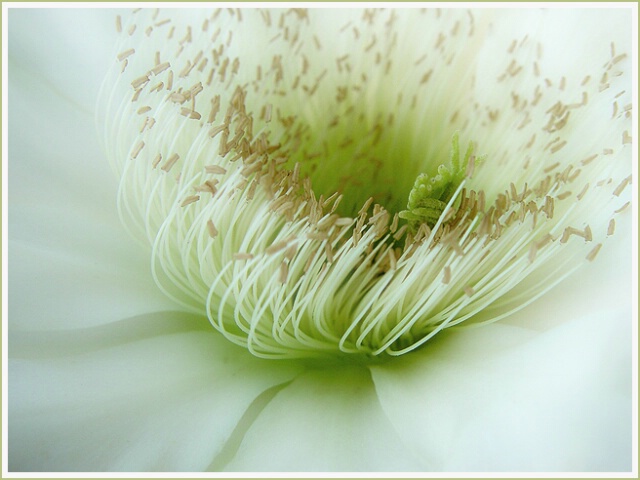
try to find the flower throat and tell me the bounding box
[257,90,480,231]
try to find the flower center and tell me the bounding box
[270,91,459,221]
[104,8,631,360]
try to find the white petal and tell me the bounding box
[8,8,122,111]
[500,208,633,333]
[9,313,303,472]
[475,8,631,101]
[369,199,632,473]
[9,44,176,329]
[370,228,632,472]
[224,366,425,472]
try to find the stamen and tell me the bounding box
[117,48,135,61]
[103,8,631,360]
[131,141,144,159]
[613,175,632,196]
[586,244,602,262]
[206,220,219,238]
[160,153,180,172]
[181,195,200,207]
[205,165,227,175]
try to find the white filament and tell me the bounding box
[98,8,632,359]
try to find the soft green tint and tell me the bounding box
[399,132,482,231]
[271,89,458,218]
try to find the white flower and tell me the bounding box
[7,6,634,472]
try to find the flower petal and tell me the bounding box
[9,312,303,472]
[224,366,426,471]
[9,44,176,329]
[474,8,631,101]
[8,8,123,111]
[370,230,632,471]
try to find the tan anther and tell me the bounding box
[131,75,149,89]
[150,62,170,75]
[614,201,630,214]
[550,186,570,199]
[278,262,289,283]
[166,70,174,90]
[613,175,632,197]
[266,240,290,255]
[178,106,200,120]
[131,141,145,159]
[161,153,180,172]
[209,124,227,139]
[117,48,135,61]
[560,226,592,243]
[233,253,254,261]
[576,183,589,200]
[180,195,200,207]
[442,265,451,284]
[543,196,554,218]
[205,165,227,175]
[586,244,602,262]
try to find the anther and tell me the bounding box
[131,141,145,159]
[586,244,602,262]
[180,195,200,207]
[613,175,632,196]
[161,153,180,172]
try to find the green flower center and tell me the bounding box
[399,132,482,231]
[260,87,474,223]
[104,8,631,360]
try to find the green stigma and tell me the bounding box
[399,132,483,231]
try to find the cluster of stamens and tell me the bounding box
[99,8,632,359]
